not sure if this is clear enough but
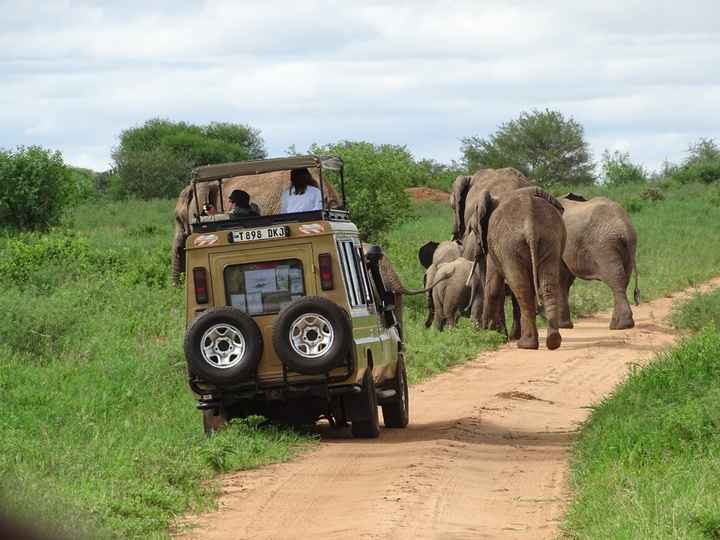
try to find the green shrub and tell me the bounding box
[461,109,596,187]
[112,119,266,200]
[0,146,75,230]
[309,141,414,239]
[667,138,720,185]
[601,149,648,186]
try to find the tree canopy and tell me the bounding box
[112,119,266,199]
[461,109,596,187]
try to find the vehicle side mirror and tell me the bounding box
[364,245,397,328]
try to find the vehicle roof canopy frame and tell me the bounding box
[190,155,346,217]
[191,155,344,183]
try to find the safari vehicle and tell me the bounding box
[183,155,408,438]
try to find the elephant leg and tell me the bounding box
[424,290,434,328]
[481,258,507,338]
[558,262,575,329]
[539,259,563,350]
[601,252,634,330]
[171,228,187,286]
[509,293,521,341]
[432,288,445,331]
[504,267,538,350]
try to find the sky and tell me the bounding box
[1,0,719,174]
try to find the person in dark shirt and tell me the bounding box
[228,189,260,217]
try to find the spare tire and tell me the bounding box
[184,307,263,385]
[272,297,352,375]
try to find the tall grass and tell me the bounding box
[563,326,720,538]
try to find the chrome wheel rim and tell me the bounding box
[289,313,334,358]
[200,323,246,369]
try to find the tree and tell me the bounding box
[112,119,266,199]
[0,146,75,230]
[601,150,647,186]
[308,141,413,239]
[461,109,596,187]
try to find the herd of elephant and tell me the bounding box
[170,166,638,351]
[418,167,639,350]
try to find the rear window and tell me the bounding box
[224,259,305,315]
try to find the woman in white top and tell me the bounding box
[280,168,323,213]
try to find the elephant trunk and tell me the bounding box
[633,262,640,306]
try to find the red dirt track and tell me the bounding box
[176,278,720,540]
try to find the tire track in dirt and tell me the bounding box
[175,278,720,540]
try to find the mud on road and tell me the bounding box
[176,279,720,540]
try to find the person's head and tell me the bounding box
[289,168,316,195]
[229,189,250,208]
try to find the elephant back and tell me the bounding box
[458,168,532,239]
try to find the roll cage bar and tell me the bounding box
[190,155,346,219]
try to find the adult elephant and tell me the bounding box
[172,170,339,285]
[450,168,533,323]
[467,187,566,350]
[417,240,463,327]
[558,193,640,330]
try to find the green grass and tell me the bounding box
[2,180,720,537]
[563,324,720,539]
[672,288,720,332]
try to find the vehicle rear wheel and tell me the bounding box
[350,368,380,439]
[381,355,409,428]
[272,297,352,375]
[185,308,263,385]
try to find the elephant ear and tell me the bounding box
[451,175,473,240]
[561,192,587,202]
[467,190,495,256]
[417,241,439,269]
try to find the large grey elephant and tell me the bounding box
[417,240,463,327]
[172,170,339,284]
[450,168,533,323]
[467,187,566,350]
[558,193,640,330]
[431,258,478,331]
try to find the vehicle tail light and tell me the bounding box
[319,253,333,290]
[193,267,209,304]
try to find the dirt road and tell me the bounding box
[177,279,720,540]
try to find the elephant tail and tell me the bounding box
[401,272,452,295]
[528,228,543,309]
[633,262,640,306]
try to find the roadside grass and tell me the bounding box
[672,287,720,332]
[563,321,720,538]
[1,180,719,537]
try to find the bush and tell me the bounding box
[601,149,648,186]
[0,146,75,230]
[461,109,596,187]
[667,138,720,185]
[308,141,413,239]
[112,119,266,199]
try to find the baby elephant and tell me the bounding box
[432,258,478,330]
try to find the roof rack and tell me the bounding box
[189,155,347,222]
[191,155,343,183]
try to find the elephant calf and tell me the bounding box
[467,187,566,350]
[418,240,463,328]
[431,258,477,331]
[558,194,640,330]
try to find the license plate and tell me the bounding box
[230,226,288,243]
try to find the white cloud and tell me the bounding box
[0,0,718,172]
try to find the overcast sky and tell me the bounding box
[1,0,718,174]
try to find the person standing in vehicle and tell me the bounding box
[280,168,323,213]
